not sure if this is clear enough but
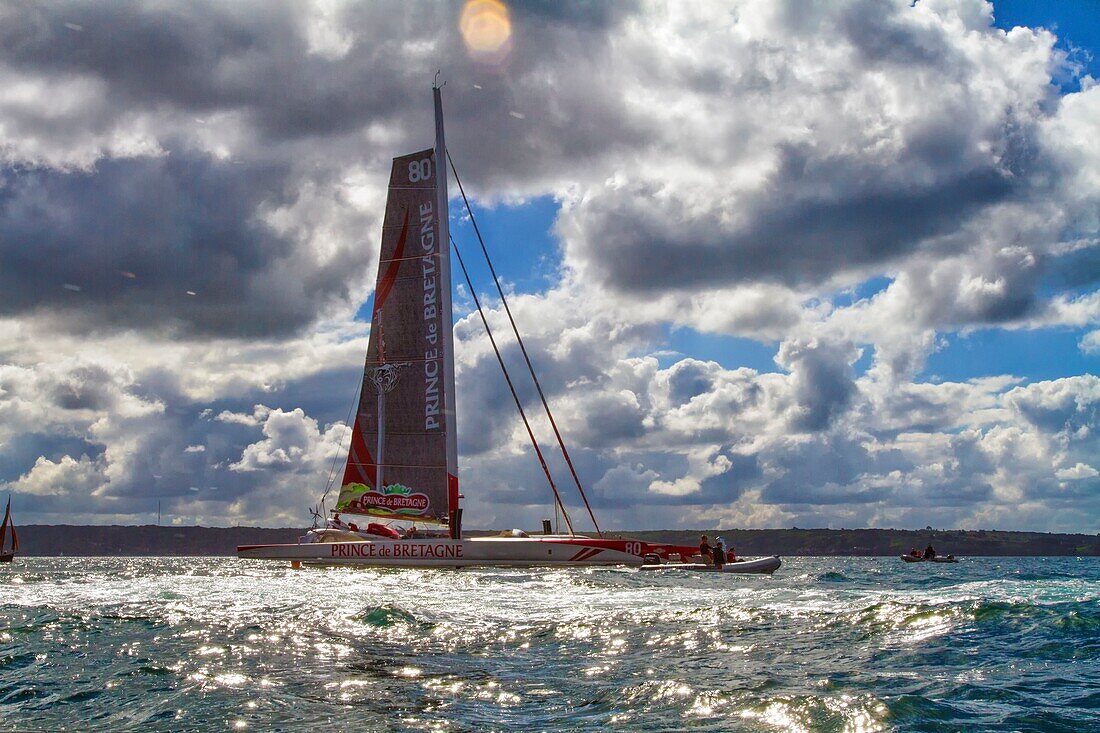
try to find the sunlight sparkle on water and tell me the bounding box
[743,699,810,733]
[3,557,1097,731]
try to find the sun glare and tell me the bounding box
[460,0,513,66]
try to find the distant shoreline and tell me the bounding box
[12,525,1100,557]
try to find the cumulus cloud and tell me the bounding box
[1056,462,1099,480]
[560,2,1060,297]
[449,282,1098,531]
[229,407,340,472]
[1081,329,1100,354]
[1006,375,1100,432]
[775,338,860,432]
[4,454,105,497]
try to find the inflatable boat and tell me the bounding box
[900,554,958,563]
[639,555,782,574]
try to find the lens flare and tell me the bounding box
[460,0,513,66]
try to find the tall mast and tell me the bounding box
[434,85,459,484]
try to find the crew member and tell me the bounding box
[699,534,712,563]
[713,537,726,569]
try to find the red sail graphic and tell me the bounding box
[336,149,452,524]
[372,208,410,320]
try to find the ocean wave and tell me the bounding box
[1,556,1096,731]
[971,598,1100,632]
[351,604,423,628]
[818,570,851,582]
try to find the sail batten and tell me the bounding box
[335,146,454,525]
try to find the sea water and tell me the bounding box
[2,556,1097,732]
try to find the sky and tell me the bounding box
[1,0,1098,533]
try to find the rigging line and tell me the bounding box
[448,153,603,537]
[451,234,576,536]
[318,360,363,517]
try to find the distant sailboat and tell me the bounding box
[237,86,778,572]
[0,496,18,563]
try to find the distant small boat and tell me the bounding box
[0,496,18,563]
[640,556,782,574]
[901,554,957,563]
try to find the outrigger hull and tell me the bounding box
[238,536,699,568]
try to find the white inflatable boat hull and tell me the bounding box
[639,555,782,575]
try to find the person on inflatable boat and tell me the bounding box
[713,538,727,569]
[699,535,713,564]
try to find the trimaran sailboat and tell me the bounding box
[238,87,776,571]
[1,496,18,563]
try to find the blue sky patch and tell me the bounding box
[924,326,1099,383]
[992,0,1100,90]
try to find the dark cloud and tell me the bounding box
[570,160,1014,294]
[2,0,1060,339]
[452,307,659,455]
[837,0,954,67]
[572,390,646,447]
[471,444,759,518]
[455,359,518,456]
[868,386,957,435]
[0,0,644,154]
[47,364,117,410]
[0,433,103,484]
[0,0,1085,342]
[760,433,905,505]
[1046,243,1100,292]
[0,150,367,337]
[0,0,650,339]
[666,360,715,405]
[1007,376,1100,432]
[0,1,404,141]
[777,339,858,432]
[510,1,638,29]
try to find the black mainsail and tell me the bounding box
[336,90,458,526]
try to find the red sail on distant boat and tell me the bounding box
[335,148,458,526]
[0,496,17,563]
